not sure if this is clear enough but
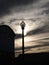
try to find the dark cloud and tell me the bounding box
[0,0,38,17]
[41,2,49,14]
[0,0,37,7]
[42,2,49,8]
[15,42,49,50]
[26,24,49,36]
[42,9,49,14]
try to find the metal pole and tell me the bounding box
[22,29,24,56]
[20,21,25,64]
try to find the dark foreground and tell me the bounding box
[0,52,49,65]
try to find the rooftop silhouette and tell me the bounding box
[0,25,15,64]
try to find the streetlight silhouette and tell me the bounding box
[20,21,25,56]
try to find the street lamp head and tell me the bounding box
[20,21,25,30]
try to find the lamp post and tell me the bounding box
[20,21,25,56]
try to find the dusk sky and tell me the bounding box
[0,0,49,57]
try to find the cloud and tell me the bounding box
[0,0,38,17]
[0,0,48,18]
[0,0,49,36]
[26,20,49,36]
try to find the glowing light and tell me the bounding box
[12,19,43,36]
[16,21,30,35]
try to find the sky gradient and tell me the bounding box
[0,0,49,57]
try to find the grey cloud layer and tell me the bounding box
[0,0,38,17]
[0,0,49,36]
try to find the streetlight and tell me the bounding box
[20,21,25,56]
